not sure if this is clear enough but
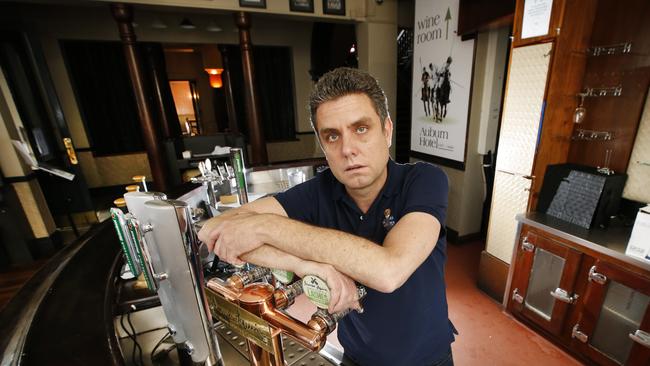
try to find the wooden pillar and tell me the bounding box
[218,45,240,134]
[234,12,267,165]
[144,45,178,139]
[111,3,170,191]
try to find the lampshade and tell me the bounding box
[205,68,224,88]
[180,18,196,29]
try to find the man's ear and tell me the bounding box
[384,118,394,147]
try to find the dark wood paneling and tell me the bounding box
[477,250,509,303]
[529,0,599,210]
[458,0,515,37]
[512,0,566,48]
[567,0,650,174]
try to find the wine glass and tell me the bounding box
[573,93,587,124]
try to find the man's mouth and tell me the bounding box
[345,164,365,172]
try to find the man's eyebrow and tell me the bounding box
[319,127,339,135]
[318,117,373,135]
[350,118,371,127]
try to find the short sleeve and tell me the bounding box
[273,176,320,223]
[401,163,448,227]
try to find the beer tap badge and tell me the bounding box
[302,275,331,309]
[382,208,396,230]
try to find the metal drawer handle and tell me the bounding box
[512,288,524,304]
[629,330,650,348]
[550,288,578,304]
[521,237,535,252]
[572,324,588,343]
[588,266,607,285]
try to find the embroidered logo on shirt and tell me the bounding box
[382,208,396,230]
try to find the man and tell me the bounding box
[199,68,455,366]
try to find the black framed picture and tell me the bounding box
[290,0,314,13]
[239,0,266,8]
[323,0,345,15]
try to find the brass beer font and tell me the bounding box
[205,268,360,366]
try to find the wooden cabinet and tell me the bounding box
[507,221,650,365]
[571,261,650,365]
[509,230,582,335]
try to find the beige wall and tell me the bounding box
[357,0,398,155]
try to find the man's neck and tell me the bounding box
[346,166,388,214]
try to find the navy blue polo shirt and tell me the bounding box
[274,159,455,366]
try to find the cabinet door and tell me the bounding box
[509,229,582,335]
[571,261,650,365]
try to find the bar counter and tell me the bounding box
[0,162,345,366]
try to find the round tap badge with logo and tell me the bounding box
[302,275,331,309]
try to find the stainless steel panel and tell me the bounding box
[140,200,221,364]
[495,43,552,175]
[486,171,532,264]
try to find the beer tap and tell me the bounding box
[205,267,367,366]
[191,158,224,217]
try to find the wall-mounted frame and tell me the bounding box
[409,0,475,170]
[239,0,266,8]
[290,0,314,13]
[323,0,345,15]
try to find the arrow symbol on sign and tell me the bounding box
[445,7,452,40]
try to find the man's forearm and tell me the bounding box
[259,215,399,291]
[239,244,304,274]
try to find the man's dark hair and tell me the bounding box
[309,67,389,131]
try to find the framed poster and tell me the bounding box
[239,0,266,8]
[290,0,314,13]
[323,0,345,15]
[410,0,475,170]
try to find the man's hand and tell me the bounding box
[296,261,362,314]
[198,211,273,265]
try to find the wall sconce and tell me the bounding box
[205,68,224,88]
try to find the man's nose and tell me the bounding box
[340,132,358,157]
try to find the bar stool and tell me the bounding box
[113,197,126,208]
[125,184,140,193]
[132,175,148,192]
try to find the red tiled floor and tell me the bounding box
[447,240,581,366]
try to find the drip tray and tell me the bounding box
[215,322,342,366]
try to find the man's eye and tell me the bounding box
[326,134,339,142]
[356,126,368,133]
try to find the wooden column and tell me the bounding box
[144,45,178,139]
[218,45,240,134]
[234,12,267,165]
[111,3,170,191]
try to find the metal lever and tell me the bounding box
[550,288,578,304]
[521,237,534,252]
[588,266,607,285]
[629,330,650,348]
[512,288,524,304]
[572,324,588,343]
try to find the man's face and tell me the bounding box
[316,93,393,195]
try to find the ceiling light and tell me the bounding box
[179,18,196,30]
[151,19,167,29]
[206,21,222,32]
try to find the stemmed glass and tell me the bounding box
[573,93,587,124]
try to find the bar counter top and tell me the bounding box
[516,212,650,272]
